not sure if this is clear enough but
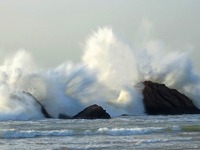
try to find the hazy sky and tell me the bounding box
[0,0,200,72]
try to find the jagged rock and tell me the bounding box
[58,114,71,119]
[143,81,200,115]
[72,104,111,119]
[23,92,52,118]
[121,114,129,116]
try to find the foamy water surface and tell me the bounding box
[0,115,200,150]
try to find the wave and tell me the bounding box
[0,25,200,120]
[97,127,163,136]
[1,129,74,138]
[1,125,191,139]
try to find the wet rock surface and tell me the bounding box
[73,104,111,119]
[143,81,200,115]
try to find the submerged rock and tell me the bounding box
[58,114,71,119]
[143,81,200,115]
[73,104,111,119]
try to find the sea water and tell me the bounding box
[0,115,200,150]
[1,26,200,149]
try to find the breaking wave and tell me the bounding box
[0,126,178,138]
[0,25,200,120]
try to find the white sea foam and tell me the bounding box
[0,24,200,120]
[1,129,74,138]
[97,127,162,136]
[0,127,163,138]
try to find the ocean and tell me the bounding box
[1,27,200,149]
[0,115,200,150]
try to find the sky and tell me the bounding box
[0,0,200,72]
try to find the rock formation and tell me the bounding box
[73,104,111,119]
[23,92,52,118]
[143,81,200,115]
[58,114,71,119]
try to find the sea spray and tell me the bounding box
[0,51,44,120]
[0,26,200,120]
[0,90,44,120]
[82,27,200,110]
[82,27,145,115]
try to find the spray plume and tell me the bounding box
[0,24,200,120]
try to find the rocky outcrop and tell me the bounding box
[10,91,110,119]
[23,92,52,118]
[143,81,200,115]
[58,114,71,119]
[73,104,111,119]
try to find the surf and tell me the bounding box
[0,26,200,120]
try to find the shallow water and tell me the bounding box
[0,115,200,150]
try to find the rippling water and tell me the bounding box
[0,115,200,149]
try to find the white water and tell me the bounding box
[0,115,200,150]
[0,26,200,120]
[0,126,180,138]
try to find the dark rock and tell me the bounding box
[23,92,52,118]
[59,114,71,119]
[72,104,111,119]
[121,114,129,116]
[143,81,200,115]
